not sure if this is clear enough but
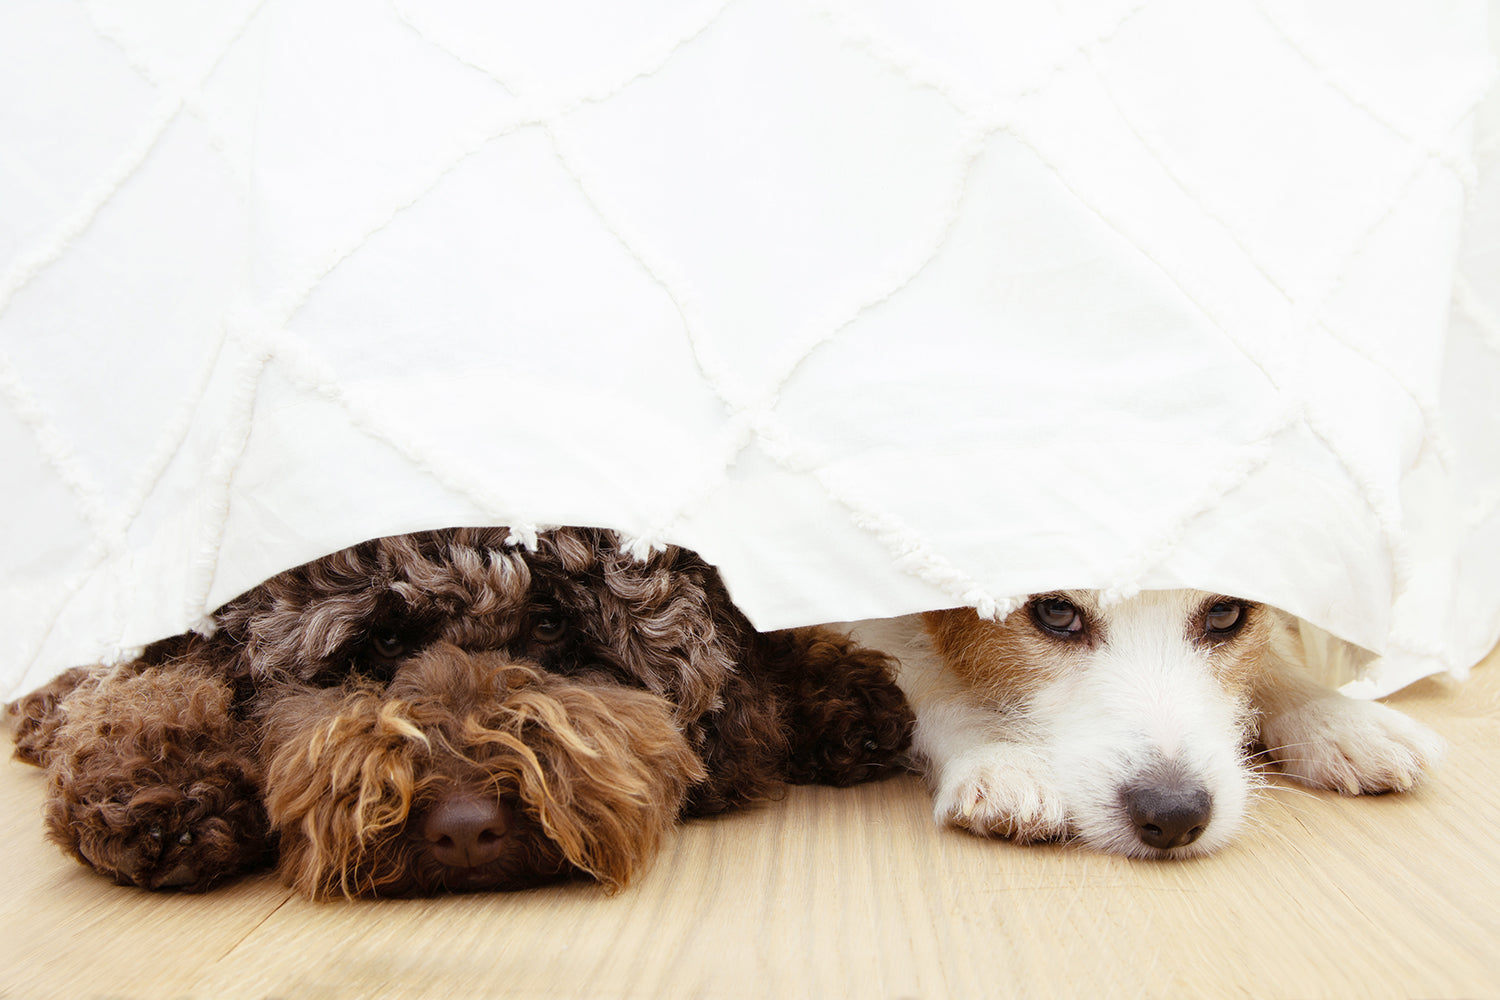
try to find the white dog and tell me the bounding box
[855,592,1443,858]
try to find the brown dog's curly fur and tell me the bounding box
[8,527,913,898]
[11,665,274,890]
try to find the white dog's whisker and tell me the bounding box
[1253,780,1324,802]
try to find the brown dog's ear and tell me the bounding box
[501,676,704,891]
[207,537,416,685]
[587,539,750,721]
[260,680,428,899]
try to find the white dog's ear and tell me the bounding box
[1255,607,1375,691]
[1289,615,1379,690]
[1255,606,1305,679]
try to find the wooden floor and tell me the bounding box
[3,646,1498,1000]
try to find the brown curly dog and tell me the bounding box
[8,527,913,898]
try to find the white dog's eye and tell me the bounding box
[1031,597,1084,637]
[1204,602,1243,634]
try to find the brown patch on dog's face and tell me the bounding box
[923,592,1103,710]
[260,644,706,898]
[1186,595,1268,703]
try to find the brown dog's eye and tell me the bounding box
[371,633,408,659]
[1205,602,1244,634]
[530,616,565,643]
[1031,597,1084,637]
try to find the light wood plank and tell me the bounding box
[3,647,1497,999]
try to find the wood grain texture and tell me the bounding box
[3,645,1497,1000]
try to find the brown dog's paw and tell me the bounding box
[49,763,274,891]
[772,629,916,787]
[38,666,276,891]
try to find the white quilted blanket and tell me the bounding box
[3,1,1498,699]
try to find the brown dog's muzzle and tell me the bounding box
[262,643,706,898]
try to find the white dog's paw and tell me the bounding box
[1260,695,1444,795]
[932,744,1068,841]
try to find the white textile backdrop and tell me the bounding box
[2,0,1498,699]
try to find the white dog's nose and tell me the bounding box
[1123,785,1211,850]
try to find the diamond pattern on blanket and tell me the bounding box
[0,0,1496,699]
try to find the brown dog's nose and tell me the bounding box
[1124,785,1212,850]
[422,795,511,869]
